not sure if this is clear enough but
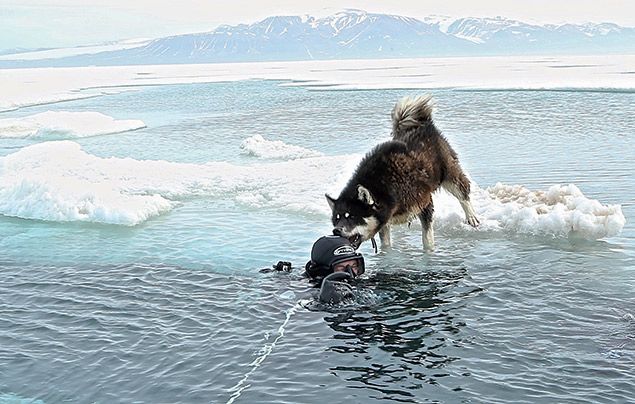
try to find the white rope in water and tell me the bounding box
[226,302,302,404]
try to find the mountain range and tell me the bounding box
[2,10,633,67]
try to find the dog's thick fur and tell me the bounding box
[326,95,479,251]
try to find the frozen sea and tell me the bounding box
[0,56,634,403]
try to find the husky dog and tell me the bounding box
[325,95,479,251]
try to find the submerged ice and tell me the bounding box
[240,134,323,160]
[0,111,145,139]
[0,141,625,240]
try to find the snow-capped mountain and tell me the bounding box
[123,11,472,63]
[2,10,633,67]
[444,17,632,52]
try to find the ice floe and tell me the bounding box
[0,141,625,240]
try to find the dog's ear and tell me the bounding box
[357,185,375,206]
[325,193,336,211]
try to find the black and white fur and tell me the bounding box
[326,95,479,251]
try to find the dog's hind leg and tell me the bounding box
[378,224,391,249]
[419,201,435,251]
[442,172,479,227]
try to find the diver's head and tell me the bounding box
[305,235,365,281]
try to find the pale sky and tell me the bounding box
[1,0,634,51]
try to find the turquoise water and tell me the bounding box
[1,80,634,403]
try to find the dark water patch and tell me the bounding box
[292,266,484,402]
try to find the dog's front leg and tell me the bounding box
[378,224,391,249]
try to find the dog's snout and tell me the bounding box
[332,228,343,236]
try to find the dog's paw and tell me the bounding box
[466,215,480,228]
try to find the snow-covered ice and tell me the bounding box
[0,141,624,239]
[1,54,633,112]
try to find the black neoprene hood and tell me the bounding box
[306,235,365,279]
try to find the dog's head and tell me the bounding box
[325,185,381,249]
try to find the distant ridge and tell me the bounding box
[2,10,634,68]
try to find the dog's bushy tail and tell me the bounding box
[391,95,434,135]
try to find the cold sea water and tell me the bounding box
[0,79,634,403]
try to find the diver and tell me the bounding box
[260,235,365,304]
[305,235,365,304]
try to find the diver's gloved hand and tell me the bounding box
[259,261,292,273]
[318,272,354,304]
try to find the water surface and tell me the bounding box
[1,79,633,403]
